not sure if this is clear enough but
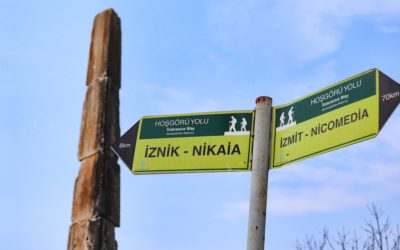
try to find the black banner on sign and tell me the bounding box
[111,122,139,171]
[379,71,400,131]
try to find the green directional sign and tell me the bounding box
[112,111,255,174]
[271,69,400,169]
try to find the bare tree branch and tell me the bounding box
[295,204,398,250]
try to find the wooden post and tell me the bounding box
[68,9,121,250]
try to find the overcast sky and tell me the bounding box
[1,1,400,249]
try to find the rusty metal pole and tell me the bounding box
[247,96,272,250]
[68,9,121,250]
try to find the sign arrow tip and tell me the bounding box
[379,70,400,131]
[111,122,139,171]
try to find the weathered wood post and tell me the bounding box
[68,9,121,250]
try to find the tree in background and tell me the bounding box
[295,204,400,250]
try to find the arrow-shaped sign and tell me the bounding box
[112,111,255,174]
[271,69,400,169]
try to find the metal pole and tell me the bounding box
[247,96,272,250]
